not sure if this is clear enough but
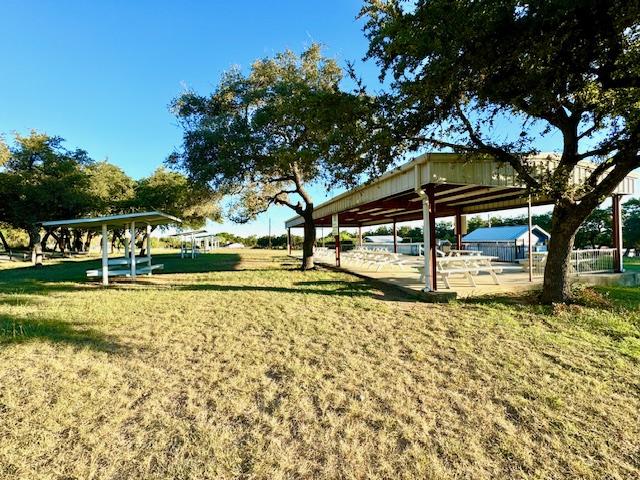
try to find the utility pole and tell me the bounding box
[268,217,272,249]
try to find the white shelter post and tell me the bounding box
[358,225,363,247]
[101,223,109,286]
[422,197,432,292]
[124,223,130,258]
[528,196,533,282]
[146,224,152,274]
[130,221,136,279]
[612,194,624,273]
[191,233,195,259]
[393,220,398,253]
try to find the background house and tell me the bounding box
[462,225,550,262]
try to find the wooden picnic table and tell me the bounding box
[417,255,511,288]
[446,249,483,256]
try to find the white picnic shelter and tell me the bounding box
[169,229,208,258]
[41,211,181,285]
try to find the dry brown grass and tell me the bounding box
[0,250,638,479]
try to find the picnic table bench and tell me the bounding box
[86,263,163,279]
[416,255,521,288]
[342,248,412,271]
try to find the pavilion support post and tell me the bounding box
[428,189,437,291]
[146,224,152,275]
[455,210,463,250]
[421,197,432,292]
[287,228,292,255]
[130,221,136,279]
[335,225,341,268]
[393,220,398,254]
[528,196,533,282]
[612,194,624,273]
[101,223,109,286]
[358,226,362,247]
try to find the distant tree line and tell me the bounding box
[0,131,220,256]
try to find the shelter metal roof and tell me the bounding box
[192,232,217,238]
[168,229,207,237]
[285,153,637,229]
[40,211,182,229]
[462,225,550,242]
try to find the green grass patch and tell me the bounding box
[625,256,640,271]
[0,250,638,479]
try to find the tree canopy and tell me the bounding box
[170,44,392,269]
[132,168,221,229]
[0,132,94,245]
[362,0,640,302]
[0,131,221,253]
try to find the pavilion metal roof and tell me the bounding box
[40,211,182,229]
[285,153,637,228]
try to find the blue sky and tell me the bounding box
[0,1,585,236]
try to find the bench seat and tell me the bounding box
[107,257,152,266]
[86,264,164,278]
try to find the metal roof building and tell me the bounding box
[285,152,637,292]
[463,225,550,243]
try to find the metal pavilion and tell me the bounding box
[285,153,637,291]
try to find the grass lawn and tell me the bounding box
[625,256,640,272]
[0,250,639,479]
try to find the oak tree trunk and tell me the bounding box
[41,231,51,251]
[541,201,588,304]
[301,209,316,270]
[27,226,43,267]
[140,233,148,257]
[0,230,10,252]
[84,231,94,251]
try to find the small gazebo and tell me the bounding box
[168,229,207,258]
[40,211,181,285]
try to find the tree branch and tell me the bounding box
[455,106,541,189]
[273,195,304,215]
[290,162,313,207]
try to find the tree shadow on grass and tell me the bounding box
[0,253,246,295]
[0,313,124,352]
[461,291,543,307]
[175,279,418,303]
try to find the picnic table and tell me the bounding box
[417,255,514,288]
[446,249,483,257]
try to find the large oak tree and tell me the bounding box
[169,44,391,269]
[0,132,221,258]
[362,0,640,302]
[0,132,94,253]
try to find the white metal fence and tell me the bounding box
[530,248,616,277]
